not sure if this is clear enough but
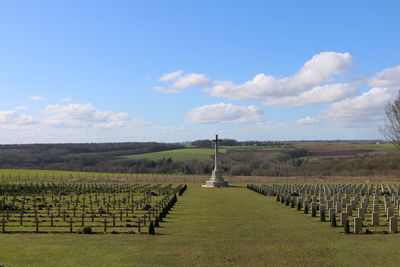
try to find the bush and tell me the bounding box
[142,204,152,210]
[83,226,92,234]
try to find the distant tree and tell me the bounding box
[219,139,239,146]
[191,140,213,148]
[382,91,400,150]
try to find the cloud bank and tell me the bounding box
[185,103,264,124]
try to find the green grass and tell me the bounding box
[222,145,286,151]
[119,148,226,161]
[1,184,400,266]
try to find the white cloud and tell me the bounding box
[317,87,397,126]
[296,116,319,125]
[205,51,353,100]
[185,103,264,124]
[43,103,130,128]
[16,105,29,110]
[172,73,210,89]
[60,98,72,102]
[264,83,356,107]
[0,110,38,128]
[152,125,190,132]
[307,65,400,127]
[28,96,45,101]
[152,86,181,94]
[159,70,183,82]
[126,119,152,128]
[155,70,210,94]
[368,65,400,87]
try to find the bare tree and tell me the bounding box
[382,91,400,150]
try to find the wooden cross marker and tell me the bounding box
[35,218,40,233]
[72,206,77,217]
[69,219,74,233]
[125,207,130,217]
[103,217,109,233]
[81,213,85,227]
[90,210,95,222]
[50,213,54,227]
[137,219,142,233]
[62,210,67,221]
[19,212,24,226]
[1,216,7,233]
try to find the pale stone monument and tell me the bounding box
[202,135,229,188]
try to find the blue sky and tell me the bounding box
[1,0,400,143]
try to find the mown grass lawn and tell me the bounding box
[1,184,400,266]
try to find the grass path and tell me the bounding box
[1,185,400,266]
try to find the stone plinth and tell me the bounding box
[202,179,229,188]
[202,169,229,188]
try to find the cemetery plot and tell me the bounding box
[0,182,187,234]
[248,183,400,234]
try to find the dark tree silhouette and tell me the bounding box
[382,91,400,150]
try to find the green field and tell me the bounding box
[221,145,286,151]
[119,148,226,161]
[1,184,400,266]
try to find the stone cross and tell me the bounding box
[202,134,229,187]
[213,134,219,171]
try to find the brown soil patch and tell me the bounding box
[303,145,374,156]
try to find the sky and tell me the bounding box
[1,0,400,143]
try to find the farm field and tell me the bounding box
[294,142,397,153]
[119,148,226,161]
[1,184,400,266]
[119,142,396,162]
